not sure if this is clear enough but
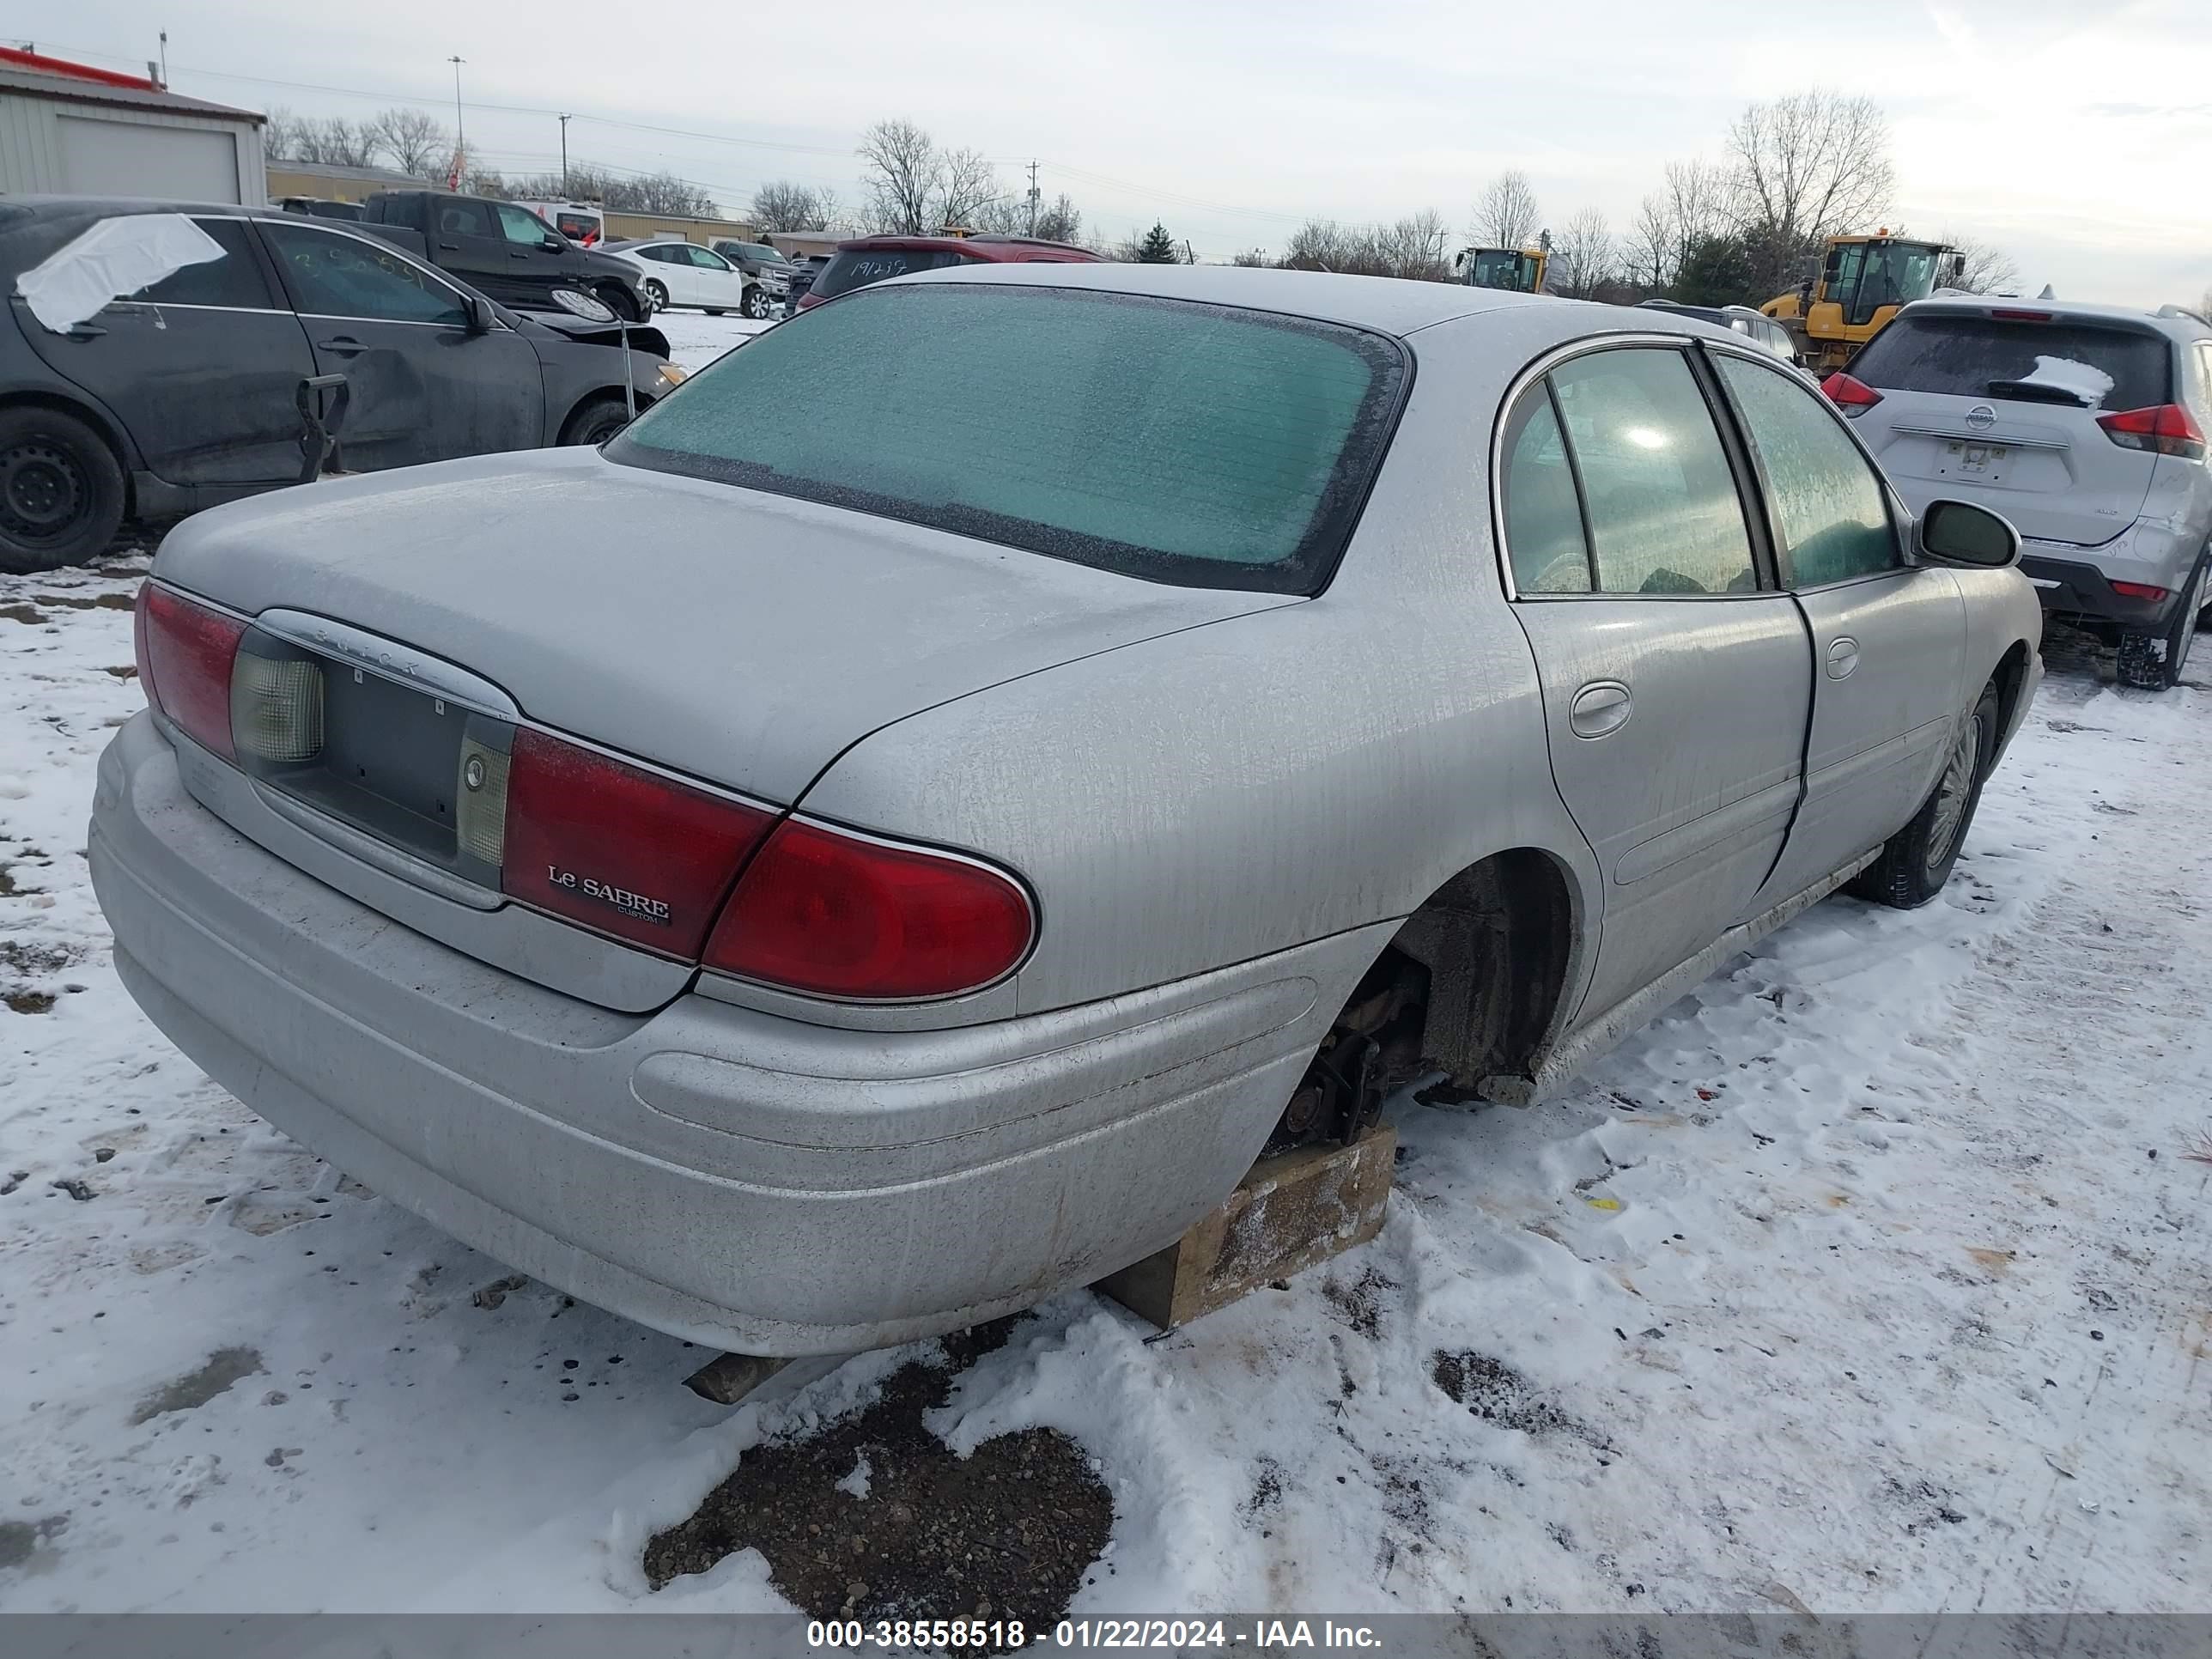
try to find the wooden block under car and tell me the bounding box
[1094,1122,1395,1330]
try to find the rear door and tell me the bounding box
[1849,311,2172,546]
[1710,347,1966,909]
[684,244,748,309]
[257,218,544,471]
[1500,342,1814,1023]
[19,214,316,487]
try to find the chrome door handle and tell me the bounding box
[1569,680,1632,738]
[315,337,368,356]
[1826,636,1861,679]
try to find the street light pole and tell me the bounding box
[559,113,571,198]
[447,55,465,167]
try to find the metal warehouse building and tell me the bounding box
[0,47,267,204]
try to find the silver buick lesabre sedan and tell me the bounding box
[90,264,2043,1356]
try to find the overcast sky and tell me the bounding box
[30,0,2210,307]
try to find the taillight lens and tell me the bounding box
[705,819,1033,1000]
[2096,403,2206,460]
[500,728,774,957]
[1821,371,1883,413]
[2112,580,2170,602]
[140,584,245,761]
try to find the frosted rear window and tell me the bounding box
[609,283,1407,592]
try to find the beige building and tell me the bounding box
[264,159,422,206]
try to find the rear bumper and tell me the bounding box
[91,712,1382,1353]
[2020,545,2193,633]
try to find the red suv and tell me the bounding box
[796,234,1103,311]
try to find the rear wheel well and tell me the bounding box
[1386,849,1577,1098]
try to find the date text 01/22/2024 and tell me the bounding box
[805,1619,1385,1650]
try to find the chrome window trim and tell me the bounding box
[104,301,291,319]
[1491,331,1772,605]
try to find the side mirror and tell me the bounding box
[461,294,495,335]
[1917,499,2020,569]
[544,234,566,252]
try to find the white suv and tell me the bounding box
[1832,298,2212,690]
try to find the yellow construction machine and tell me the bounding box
[1762,231,1966,372]
[1457,246,1548,294]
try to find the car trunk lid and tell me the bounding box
[156,446,1300,808]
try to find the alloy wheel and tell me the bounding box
[1924,712,1983,874]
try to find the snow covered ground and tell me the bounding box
[652,309,773,376]
[3,531,2208,1617]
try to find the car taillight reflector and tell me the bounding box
[1820,371,1883,412]
[141,584,245,762]
[2112,580,2170,602]
[705,819,1033,1000]
[2095,403,2206,460]
[500,727,775,957]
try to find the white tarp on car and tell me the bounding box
[14,213,227,334]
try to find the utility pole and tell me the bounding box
[447,55,465,153]
[157,31,167,87]
[558,113,571,197]
[1025,160,1040,237]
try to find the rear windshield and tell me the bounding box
[1851,314,2172,410]
[812,247,975,299]
[607,283,1407,592]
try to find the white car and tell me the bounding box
[600,238,755,317]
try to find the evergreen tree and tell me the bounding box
[1137,222,1181,264]
[1672,234,1756,307]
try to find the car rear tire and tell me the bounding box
[742,286,774,320]
[704,307,726,317]
[0,405,126,574]
[2115,553,2206,691]
[559,393,633,447]
[1851,681,2000,910]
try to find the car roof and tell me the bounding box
[1899,294,2210,342]
[900,259,1578,337]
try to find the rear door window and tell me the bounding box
[125,218,273,309]
[609,283,1407,593]
[1716,353,1899,586]
[1548,348,1759,595]
[1851,315,2170,410]
[1501,390,1592,593]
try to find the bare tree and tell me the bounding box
[364,107,452,179]
[934,145,1001,229]
[1625,194,1674,289]
[1278,215,1455,281]
[1727,90,1895,297]
[264,106,311,162]
[278,115,380,168]
[512,164,717,217]
[1936,234,2020,295]
[859,118,939,235]
[1550,207,1613,300]
[1470,170,1540,248]
[1231,247,1272,267]
[1376,210,1452,281]
[1033,193,1082,243]
[752,180,830,233]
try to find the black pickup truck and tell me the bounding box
[359,191,648,321]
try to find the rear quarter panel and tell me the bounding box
[794,308,1604,1020]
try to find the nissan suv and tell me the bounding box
[1831,297,2212,690]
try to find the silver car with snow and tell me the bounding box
[1834,295,2212,690]
[90,264,2043,1356]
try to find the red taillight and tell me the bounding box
[131,581,153,695]
[140,584,245,761]
[1989,308,2055,323]
[2112,580,2170,602]
[501,728,775,957]
[2095,403,2206,460]
[1821,372,1883,413]
[705,819,1033,1000]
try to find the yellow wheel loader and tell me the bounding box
[1763,232,1965,372]
[1457,246,1548,294]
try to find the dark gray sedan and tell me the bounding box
[0,198,685,573]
